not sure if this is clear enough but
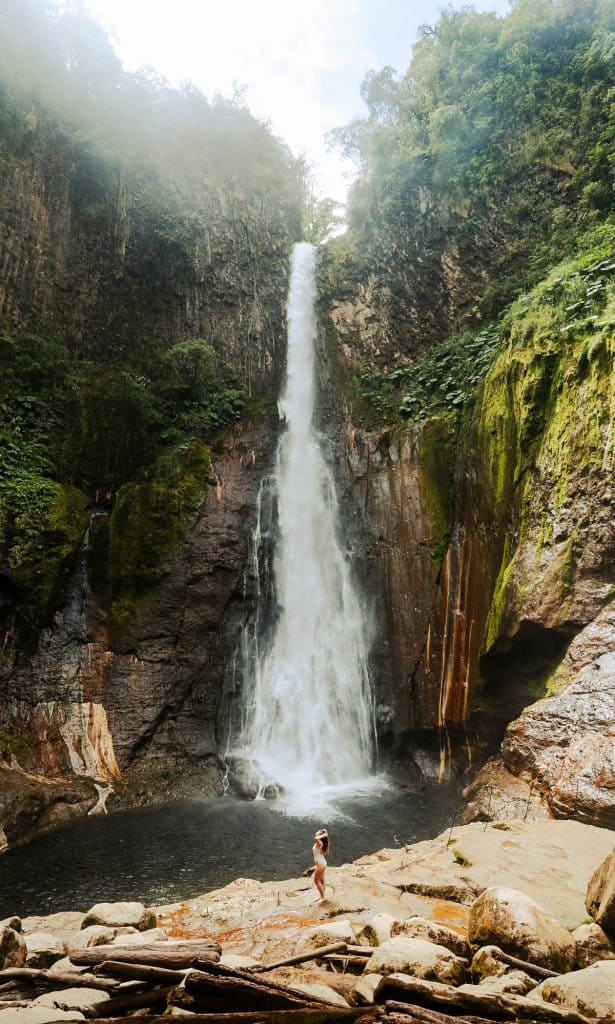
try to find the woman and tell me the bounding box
[312,828,329,904]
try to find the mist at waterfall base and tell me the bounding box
[230,242,375,806]
[0,784,461,918]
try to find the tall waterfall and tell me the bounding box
[235,242,375,801]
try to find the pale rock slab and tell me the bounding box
[48,958,88,975]
[81,902,156,931]
[0,926,26,969]
[585,847,615,937]
[469,887,575,972]
[532,960,615,1018]
[25,931,65,968]
[219,953,260,969]
[34,988,110,1010]
[354,973,383,1005]
[68,925,136,951]
[0,1010,83,1023]
[571,922,615,968]
[357,913,398,947]
[364,936,468,985]
[291,983,349,1007]
[392,916,471,959]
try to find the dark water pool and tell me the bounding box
[0,781,461,918]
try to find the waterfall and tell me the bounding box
[233,241,375,802]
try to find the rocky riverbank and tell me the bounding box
[1,820,614,1021]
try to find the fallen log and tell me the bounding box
[0,967,119,991]
[94,961,185,986]
[184,968,337,1012]
[84,985,172,1018]
[248,942,350,972]
[475,946,559,980]
[386,1000,489,1024]
[322,955,369,972]
[81,1009,383,1024]
[377,976,590,1024]
[71,939,220,969]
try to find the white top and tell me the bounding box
[313,843,326,868]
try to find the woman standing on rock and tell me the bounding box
[312,828,329,903]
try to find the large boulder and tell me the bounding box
[68,925,134,951]
[585,847,615,937]
[532,960,615,1018]
[357,914,398,947]
[571,923,615,968]
[33,989,110,1011]
[392,917,471,959]
[296,920,356,952]
[469,887,575,972]
[81,902,156,931]
[0,926,26,969]
[25,931,65,968]
[364,936,468,985]
[354,974,382,1005]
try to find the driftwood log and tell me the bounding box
[94,961,185,986]
[386,1011,500,1024]
[71,940,220,969]
[378,977,590,1024]
[85,985,173,1018]
[248,943,350,972]
[475,945,559,980]
[79,1011,382,1024]
[0,967,120,991]
[184,967,337,1012]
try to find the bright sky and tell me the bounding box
[83,0,511,202]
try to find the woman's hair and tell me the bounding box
[315,828,329,856]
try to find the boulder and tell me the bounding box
[0,918,21,933]
[48,957,88,975]
[25,931,65,968]
[572,922,614,968]
[354,973,382,1005]
[111,927,166,944]
[68,925,127,950]
[357,913,398,947]
[364,936,468,985]
[296,920,356,952]
[471,945,508,981]
[81,902,156,931]
[0,926,26,969]
[392,917,471,959]
[469,887,575,972]
[473,971,536,996]
[532,960,615,1018]
[585,847,615,937]
[291,983,349,1007]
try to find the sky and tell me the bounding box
[83,0,512,202]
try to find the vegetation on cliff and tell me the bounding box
[0,0,304,640]
[325,0,614,362]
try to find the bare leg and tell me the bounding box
[313,865,326,902]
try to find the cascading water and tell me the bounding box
[233,241,375,803]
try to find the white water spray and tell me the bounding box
[236,242,375,801]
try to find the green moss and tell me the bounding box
[453,849,472,867]
[417,414,457,572]
[0,474,88,619]
[106,440,212,629]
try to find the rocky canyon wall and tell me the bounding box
[323,236,615,824]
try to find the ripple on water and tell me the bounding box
[0,782,460,918]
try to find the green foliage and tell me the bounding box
[358,322,503,426]
[106,440,212,630]
[329,0,615,333]
[0,727,32,760]
[0,472,88,619]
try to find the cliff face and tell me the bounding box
[327,232,615,822]
[0,113,295,396]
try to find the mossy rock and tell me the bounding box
[106,440,212,630]
[0,474,88,620]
